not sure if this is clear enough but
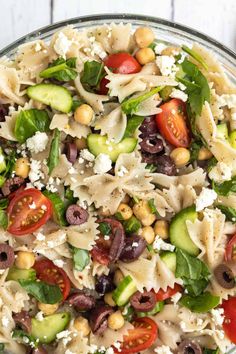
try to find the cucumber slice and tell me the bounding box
[7,266,36,281]
[160,251,176,273]
[136,301,164,317]
[216,123,228,140]
[229,130,236,149]
[31,312,70,344]
[159,86,173,101]
[27,84,72,113]
[113,275,137,306]
[87,134,137,162]
[170,206,199,256]
[0,147,6,174]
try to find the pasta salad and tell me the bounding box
[0,22,235,354]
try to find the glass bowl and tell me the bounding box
[0,13,236,84]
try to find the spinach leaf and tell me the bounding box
[123,115,144,138]
[0,210,8,229]
[212,177,236,196]
[40,57,77,81]
[182,45,208,70]
[47,128,60,175]
[14,109,50,143]
[12,329,36,347]
[216,205,236,223]
[98,222,111,236]
[43,191,67,226]
[123,216,141,234]
[145,164,157,173]
[0,198,8,210]
[189,140,203,162]
[81,61,104,87]
[207,156,217,173]
[121,87,163,115]
[72,247,90,272]
[148,198,158,214]
[179,292,220,313]
[71,99,84,112]
[203,348,219,354]
[19,279,62,304]
[0,343,4,352]
[65,187,77,204]
[3,150,17,178]
[175,248,210,296]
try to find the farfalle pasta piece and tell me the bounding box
[73,266,95,290]
[92,261,110,277]
[0,114,17,141]
[50,113,91,139]
[34,229,67,251]
[0,281,29,313]
[0,65,25,105]
[55,324,90,354]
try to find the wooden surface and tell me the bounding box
[0,0,235,51]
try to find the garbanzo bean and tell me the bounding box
[107,311,125,330]
[154,220,169,239]
[134,27,155,48]
[135,48,155,65]
[38,302,59,315]
[117,203,133,220]
[74,316,91,336]
[140,226,155,244]
[15,251,35,269]
[74,104,94,125]
[15,157,30,178]
[170,147,190,167]
[198,146,213,160]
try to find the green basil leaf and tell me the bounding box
[43,191,67,226]
[121,87,163,115]
[189,140,203,163]
[179,292,220,313]
[212,177,236,196]
[0,198,8,210]
[72,248,90,271]
[98,222,111,235]
[81,61,104,87]
[123,216,141,234]
[0,210,8,229]
[183,278,209,297]
[12,329,36,347]
[216,205,236,223]
[145,164,157,173]
[19,279,62,304]
[65,187,77,204]
[203,348,220,354]
[14,109,50,143]
[40,57,77,81]
[182,45,208,70]
[47,128,60,175]
[71,99,84,112]
[123,115,144,138]
[0,343,5,351]
[3,150,17,178]
[207,157,217,173]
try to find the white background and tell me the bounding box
[0,0,236,51]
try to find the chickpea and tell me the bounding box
[170,147,190,167]
[141,226,155,244]
[154,220,169,240]
[134,27,155,48]
[161,46,181,56]
[141,214,156,227]
[108,311,125,330]
[75,137,87,150]
[15,251,35,270]
[117,203,133,220]
[133,200,151,220]
[38,302,59,315]
[198,146,213,161]
[74,316,91,336]
[74,104,94,125]
[15,157,30,179]
[104,292,116,307]
[135,48,155,65]
[114,269,124,287]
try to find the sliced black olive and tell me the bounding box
[0,244,15,269]
[130,290,156,312]
[214,263,235,289]
[1,177,25,196]
[66,204,89,225]
[67,292,96,311]
[119,235,147,263]
[89,304,114,334]
[13,311,32,333]
[65,142,78,164]
[177,339,202,354]
[95,274,114,294]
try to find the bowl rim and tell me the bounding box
[0,13,236,61]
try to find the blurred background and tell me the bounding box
[0,0,236,51]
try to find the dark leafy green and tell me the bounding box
[123,216,141,234]
[0,198,8,209]
[148,198,158,214]
[180,292,220,313]
[216,205,236,223]
[0,210,8,230]
[189,140,203,162]
[47,128,60,175]
[19,279,62,304]
[203,348,219,354]
[0,343,4,352]
[175,248,210,296]
[98,222,111,235]
[14,109,50,143]
[123,115,144,138]
[72,247,90,271]
[40,57,77,81]
[212,177,236,196]
[121,87,163,115]
[207,156,217,172]
[3,150,17,178]
[12,329,37,347]
[145,164,157,173]
[0,176,5,188]
[71,99,84,112]
[182,45,208,70]
[81,61,104,87]
[43,191,67,226]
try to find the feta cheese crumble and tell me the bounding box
[117,165,128,177]
[195,188,217,211]
[35,311,44,321]
[93,153,112,174]
[154,345,173,354]
[155,55,176,77]
[170,88,188,102]
[208,161,232,183]
[26,132,49,154]
[211,308,224,326]
[154,43,167,55]
[54,32,72,58]
[2,316,9,327]
[153,235,175,252]
[80,149,95,162]
[53,259,65,268]
[28,159,44,188]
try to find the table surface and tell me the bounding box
[0,0,236,52]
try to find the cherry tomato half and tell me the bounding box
[114,317,158,353]
[222,296,236,344]
[154,284,182,302]
[7,188,52,236]
[34,259,71,300]
[99,52,141,94]
[225,234,236,262]
[155,98,190,147]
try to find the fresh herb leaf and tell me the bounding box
[0,198,8,209]
[115,211,125,221]
[0,176,5,188]
[182,45,208,70]
[180,291,220,313]
[65,187,77,204]
[19,279,62,304]
[123,216,141,234]
[145,164,157,173]
[203,348,220,354]
[121,87,163,115]
[71,99,84,112]
[0,210,8,229]
[123,115,144,138]
[47,128,60,175]
[207,156,217,172]
[0,343,4,351]
[216,205,236,223]
[212,177,236,196]
[3,150,17,178]
[175,248,210,296]
[43,191,67,226]
[98,222,112,235]
[122,305,135,322]
[12,329,37,347]
[40,57,77,81]
[148,199,158,214]
[189,140,203,162]
[14,109,50,143]
[81,61,104,87]
[72,247,90,272]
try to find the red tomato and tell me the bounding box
[154,284,182,301]
[114,317,158,353]
[99,52,141,94]
[222,297,236,344]
[225,234,236,262]
[34,259,71,300]
[7,189,52,236]
[155,98,190,147]
[8,185,25,201]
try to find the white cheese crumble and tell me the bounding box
[170,88,188,102]
[56,330,71,340]
[65,350,75,354]
[54,32,72,58]
[35,311,44,321]
[154,345,173,354]
[93,153,112,174]
[34,232,45,241]
[46,176,58,193]
[154,43,167,55]
[106,348,114,354]
[117,165,128,177]
[217,94,236,109]
[155,55,177,77]
[1,316,9,327]
[28,159,44,187]
[80,149,95,162]
[171,292,182,305]
[211,308,224,326]
[26,132,49,154]
[53,259,65,268]
[195,188,217,212]
[208,161,232,183]
[153,236,175,252]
